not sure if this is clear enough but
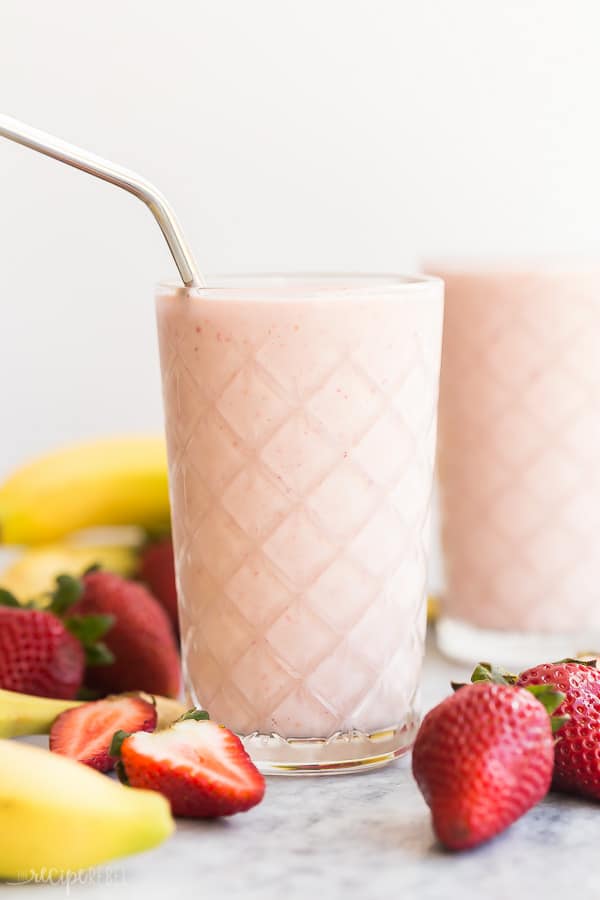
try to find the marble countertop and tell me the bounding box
[8,638,600,900]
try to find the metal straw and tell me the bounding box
[0,114,203,287]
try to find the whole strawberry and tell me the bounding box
[518,660,600,800]
[0,583,113,699]
[70,571,181,698]
[138,537,178,636]
[412,680,562,850]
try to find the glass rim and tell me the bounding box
[425,257,600,277]
[157,271,442,301]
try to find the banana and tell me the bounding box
[0,543,138,601]
[0,436,170,545]
[0,689,81,738]
[427,594,440,622]
[0,689,187,738]
[0,739,173,878]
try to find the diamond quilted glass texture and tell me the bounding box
[156,277,443,741]
[437,269,600,633]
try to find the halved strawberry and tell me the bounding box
[50,694,157,772]
[110,710,266,817]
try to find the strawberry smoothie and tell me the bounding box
[435,266,600,664]
[156,275,443,772]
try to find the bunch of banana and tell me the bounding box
[0,438,178,877]
[0,435,170,545]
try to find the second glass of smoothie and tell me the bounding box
[156,274,444,773]
[434,265,600,667]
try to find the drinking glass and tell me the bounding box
[156,274,444,773]
[435,266,600,667]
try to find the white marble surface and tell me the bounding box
[6,638,600,899]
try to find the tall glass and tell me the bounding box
[435,266,600,667]
[156,275,444,774]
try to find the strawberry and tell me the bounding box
[110,709,266,818]
[412,678,564,850]
[50,694,157,771]
[68,571,181,698]
[0,583,113,700]
[138,537,179,636]
[517,660,600,800]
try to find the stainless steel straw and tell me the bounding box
[0,114,203,287]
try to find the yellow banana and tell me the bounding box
[0,436,170,545]
[427,594,440,622]
[0,688,187,738]
[0,739,173,878]
[0,689,81,738]
[0,543,138,600]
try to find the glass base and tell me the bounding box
[437,616,600,670]
[240,719,418,776]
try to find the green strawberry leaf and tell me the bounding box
[63,613,115,667]
[48,574,83,615]
[0,588,21,608]
[178,708,210,722]
[84,642,115,667]
[76,685,102,701]
[551,715,570,734]
[114,761,129,784]
[554,657,597,668]
[471,662,518,685]
[64,613,114,645]
[109,729,130,759]
[109,730,132,784]
[524,683,565,715]
[523,684,568,733]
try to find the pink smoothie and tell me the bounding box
[436,267,600,634]
[156,276,443,740]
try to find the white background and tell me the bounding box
[2,0,600,586]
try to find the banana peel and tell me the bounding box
[0,688,187,738]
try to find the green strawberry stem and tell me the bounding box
[463,661,569,735]
[109,730,131,784]
[177,709,210,723]
[556,657,597,668]
[109,729,130,758]
[471,662,518,685]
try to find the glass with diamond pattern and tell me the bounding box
[156,275,444,773]
[435,266,600,667]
